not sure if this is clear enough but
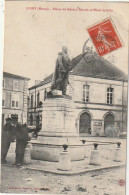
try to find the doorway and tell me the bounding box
[79,112,91,134]
[104,113,115,136]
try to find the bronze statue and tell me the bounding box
[51,46,87,95]
[51,46,72,95]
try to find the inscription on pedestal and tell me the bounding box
[41,98,76,134]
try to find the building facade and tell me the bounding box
[2,72,30,125]
[28,77,51,127]
[28,53,128,136]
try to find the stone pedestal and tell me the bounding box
[89,149,101,166]
[114,148,123,162]
[24,143,31,164]
[31,96,84,162]
[58,151,71,171]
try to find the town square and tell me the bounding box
[1,1,129,195]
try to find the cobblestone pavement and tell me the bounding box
[1,137,127,195]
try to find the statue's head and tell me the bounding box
[62,46,68,54]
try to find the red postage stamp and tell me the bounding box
[87,18,122,56]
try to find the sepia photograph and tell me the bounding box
[0,1,129,194]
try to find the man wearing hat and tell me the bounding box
[1,117,15,164]
[11,114,18,126]
[14,123,31,166]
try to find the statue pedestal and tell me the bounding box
[52,89,62,96]
[89,149,101,166]
[31,96,84,162]
[58,151,71,171]
[114,148,123,162]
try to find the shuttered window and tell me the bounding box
[11,94,19,108]
[83,85,90,102]
[13,80,18,90]
[107,87,114,104]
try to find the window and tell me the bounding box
[11,93,19,108]
[37,92,40,106]
[2,92,5,107]
[83,85,90,102]
[16,101,18,107]
[12,101,15,107]
[2,114,5,126]
[31,94,33,108]
[2,99,5,107]
[107,87,114,104]
[11,114,18,121]
[13,80,18,90]
[3,79,5,88]
[30,115,33,126]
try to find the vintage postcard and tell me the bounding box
[1,1,129,195]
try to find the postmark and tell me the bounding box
[82,38,97,64]
[87,18,122,56]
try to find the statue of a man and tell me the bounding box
[51,46,72,95]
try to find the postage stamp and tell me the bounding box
[87,18,122,56]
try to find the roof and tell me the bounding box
[29,73,53,90]
[3,72,30,81]
[70,52,128,81]
[29,52,128,90]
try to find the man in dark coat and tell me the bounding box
[14,123,31,166]
[1,117,15,164]
[51,46,72,95]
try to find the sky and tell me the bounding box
[3,1,129,87]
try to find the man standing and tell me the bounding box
[14,123,31,166]
[1,117,15,164]
[51,46,72,95]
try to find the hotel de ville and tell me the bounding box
[28,52,128,137]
